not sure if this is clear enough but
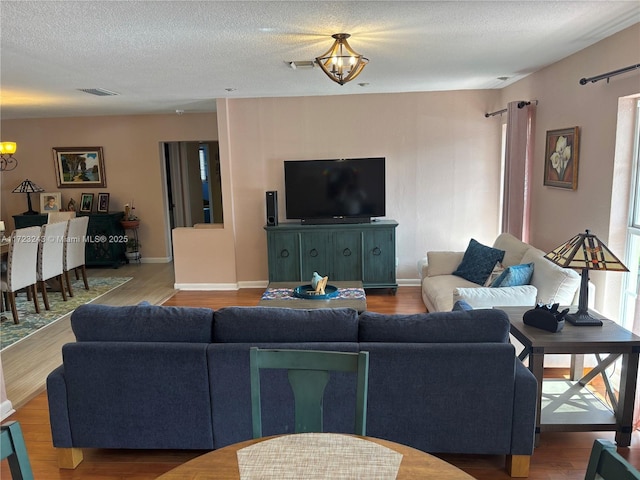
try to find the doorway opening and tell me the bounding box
[162,141,223,250]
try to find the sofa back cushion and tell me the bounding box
[213,307,359,343]
[71,304,215,342]
[521,247,580,305]
[358,309,510,343]
[493,233,531,267]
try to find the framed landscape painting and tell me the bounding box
[543,127,579,190]
[53,146,106,188]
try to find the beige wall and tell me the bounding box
[219,90,503,283]
[0,113,218,260]
[499,23,640,315]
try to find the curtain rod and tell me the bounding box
[579,63,640,85]
[485,100,534,118]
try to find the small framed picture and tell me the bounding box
[543,127,580,190]
[80,193,94,213]
[97,193,110,213]
[40,192,62,212]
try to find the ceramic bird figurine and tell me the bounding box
[311,271,328,295]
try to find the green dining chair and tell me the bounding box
[584,439,640,480]
[1,421,34,480]
[249,348,369,438]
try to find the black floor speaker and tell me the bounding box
[266,191,278,226]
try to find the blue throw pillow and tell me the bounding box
[452,300,473,311]
[452,239,506,285]
[491,262,534,288]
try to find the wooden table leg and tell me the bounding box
[570,353,584,381]
[615,349,639,447]
[529,347,545,447]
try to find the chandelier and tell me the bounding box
[315,33,368,85]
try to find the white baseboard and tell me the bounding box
[174,283,240,291]
[0,399,15,421]
[175,280,418,291]
[140,257,172,264]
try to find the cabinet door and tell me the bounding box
[363,228,396,286]
[267,231,300,282]
[332,231,362,281]
[300,232,332,280]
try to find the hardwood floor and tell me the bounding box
[2,264,639,479]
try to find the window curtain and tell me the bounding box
[502,101,536,242]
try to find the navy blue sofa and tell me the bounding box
[46,304,537,476]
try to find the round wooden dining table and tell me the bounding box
[156,434,475,479]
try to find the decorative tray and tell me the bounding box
[293,284,339,300]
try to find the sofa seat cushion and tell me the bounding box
[358,309,510,343]
[71,304,215,342]
[454,285,537,308]
[422,274,479,312]
[521,248,580,305]
[453,239,505,285]
[213,306,359,342]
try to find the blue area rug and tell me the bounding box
[1,276,132,350]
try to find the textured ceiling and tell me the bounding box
[1,1,639,120]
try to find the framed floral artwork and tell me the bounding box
[543,127,579,190]
[53,146,106,188]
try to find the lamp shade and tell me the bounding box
[544,229,628,326]
[545,229,628,272]
[0,142,17,155]
[12,179,44,194]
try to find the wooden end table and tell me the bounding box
[500,306,640,446]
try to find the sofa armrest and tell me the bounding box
[417,257,428,280]
[511,361,537,455]
[46,366,73,447]
[424,251,465,277]
[453,285,537,309]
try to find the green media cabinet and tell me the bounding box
[13,212,126,268]
[264,220,398,291]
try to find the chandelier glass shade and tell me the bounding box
[0,141,18,171]
[315,33,368,85]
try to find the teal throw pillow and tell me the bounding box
[452,300,473,311]
[491,262,534,288]
[452,239,506,285]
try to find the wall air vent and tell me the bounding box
[77,88,120,96]
[287,60,316,70]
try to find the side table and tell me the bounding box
[500,306,640,447]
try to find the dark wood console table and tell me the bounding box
[13,212,126,268]
[264,220,398,291]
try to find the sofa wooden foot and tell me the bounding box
[57,447,83,469]
[506,454,530,477]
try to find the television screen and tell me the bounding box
[284,158,385,223]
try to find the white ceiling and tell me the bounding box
[1,1,639,120]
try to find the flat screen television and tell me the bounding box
[284,157,385,224]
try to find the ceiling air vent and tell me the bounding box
[77,88,120,96]
[287,60,316,70]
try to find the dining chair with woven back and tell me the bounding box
[584,439,640,480]
[37,221,68,310]
[249,347,369,438]
[63,216,89,296]
[0,226,41,324]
